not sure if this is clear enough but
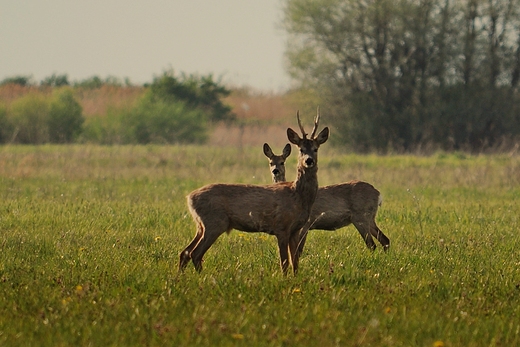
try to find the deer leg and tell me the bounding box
[289,233,301,274]
[296,219,313,258]
[276,237,290,275]
[189,223,227,272]
[352,220,377,250]
[371,222,390,251]
[179,222,204,272]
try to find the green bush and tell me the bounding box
[6,89,84,144]
[124,92,208,144]
[9,93,50,144]
[81,92,208,145]
[48,89,84,143]
[80,108,127,145]
[150,71,235,122]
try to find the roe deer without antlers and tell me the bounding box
[263,143,390,252]
[263,143,291,183]
[179,111,329,274]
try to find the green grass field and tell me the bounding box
[1,145,519,346]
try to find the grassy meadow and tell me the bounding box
[0,144,519,346]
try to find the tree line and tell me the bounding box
[283,0,520,152]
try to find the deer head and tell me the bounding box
[263,143,291,183]
[286,109,329,173]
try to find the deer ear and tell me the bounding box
[316,127,329,145]
[263,143,274,158]
[282,143,292,158]
[287,128,301,145]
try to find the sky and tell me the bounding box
[1,0,291,92]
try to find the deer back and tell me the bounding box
[310,181,381,230]
[188,182,310,235]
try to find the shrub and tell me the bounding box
[48,89,84,143]
[150,71,235,122]
[80,108,127,145]
[125,91,208,144]
[9,93,50,144]
[6,88,84,144]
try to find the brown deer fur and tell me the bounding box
[179,111,329,274]
[263,143,390,252]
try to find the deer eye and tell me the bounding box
[280,162,284,166]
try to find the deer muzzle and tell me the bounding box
[304,157,315,167]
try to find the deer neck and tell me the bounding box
[293,164,319,211]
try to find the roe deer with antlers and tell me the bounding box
[179,111,329,274]
[263,143,390,252]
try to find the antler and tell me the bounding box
[310,106,320,139]
[296,111,307,139]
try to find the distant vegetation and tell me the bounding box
[0,71,235,145]
[283,0,520,152]
[0,89,83,144]
[3,1,520,152]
